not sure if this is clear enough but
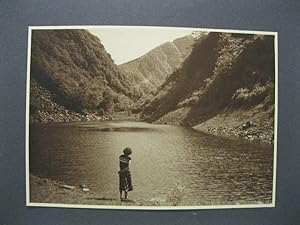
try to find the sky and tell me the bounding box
[88,27,193,65]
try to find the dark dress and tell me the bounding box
[119,154,133,192]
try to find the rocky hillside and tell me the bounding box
[30,29,135,122]
[141,32,275,143]
[119,35,195,98]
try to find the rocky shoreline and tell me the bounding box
[194,123,273,144]
[31,110,113,123]
[29,174,136,206]
[193,111,274,144]
[30,110,140,124]
[29,174,165,207]
[154,108,274,144]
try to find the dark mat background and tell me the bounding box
[0,0,299,224]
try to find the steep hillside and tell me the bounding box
[29,79,86,123]
[30,29,135,122]
[141,32,275,143]
[119,35,195,97]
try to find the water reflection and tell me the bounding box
[29,121,273,206]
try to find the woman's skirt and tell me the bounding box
[119,170,133,192]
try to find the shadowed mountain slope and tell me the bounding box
[141,32,275,142]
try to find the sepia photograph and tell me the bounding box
[26,26,277,209]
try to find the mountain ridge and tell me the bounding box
[29,29,276,143]
[30,29,135,122]
[141,32,275,143]
[119,35,195,97]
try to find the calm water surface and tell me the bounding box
[30,121,274,206]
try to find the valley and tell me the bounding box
[29,29,275,143]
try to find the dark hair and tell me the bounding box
[123,147,132,155]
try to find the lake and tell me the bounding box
[29,121,274,206]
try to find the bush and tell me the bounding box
[231,81,273,106]
[114,103,127,112]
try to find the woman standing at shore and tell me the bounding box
[118,147,133,200]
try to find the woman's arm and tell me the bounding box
[118,167,129,174]
[118,159,131,174]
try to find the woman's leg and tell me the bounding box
[127,171,133,191]
[119,173,124,200]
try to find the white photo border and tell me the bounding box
[25,25,278,210]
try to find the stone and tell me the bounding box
[242,121,254,130]
[82,188,90,192]
[60,184,76,190]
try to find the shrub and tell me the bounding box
[231,81,273,106]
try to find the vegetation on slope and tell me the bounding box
[30,29,276,143]
[141,32,275,142]
[119,35,195,98]
[30,29,136,121]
